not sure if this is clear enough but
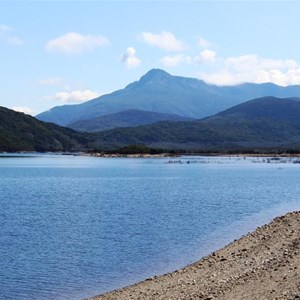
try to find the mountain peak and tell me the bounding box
[124,69,173,90]
[139,68,172,83]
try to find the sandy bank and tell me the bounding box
[89,211,300,300]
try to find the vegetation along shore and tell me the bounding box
[90,211,300,300]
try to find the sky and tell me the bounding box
[1,0,300,115]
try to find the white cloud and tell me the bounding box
[198,54,300,86]
[40,78,102,103]
[48,90,101,103]
[45,32,109,55]
[198,71,238,86]
[225,55,297,72]
[197,36,211,49]
[0,24,24,46]
[161,49,216,67]
[141,31,185,52]
[121,47,141,69]
[196,49,216,63]
[12,106,33,115]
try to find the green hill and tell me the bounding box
[212,96,300,123]
[69,109,193,132]
[0,107,92,152]
[3,97,300,153]
[92,97,300,151]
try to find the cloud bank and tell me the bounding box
[161,49,216,67]
[50,90,101,103]
[199,54,300,86]
[141,31,185,52]
[45,32,109,54]
[150,34,300,86]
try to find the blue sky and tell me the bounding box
[1,1,300,115]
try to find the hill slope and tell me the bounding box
[68,109,193,132]
[211,96,300,123]
[92,97,300,150]
[0,107,92,152]
[36,69,300,126]
[3,97,300,153]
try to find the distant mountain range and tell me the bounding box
[68,109,193,132]
[36,69,300,129]
[91,97,300,151]
[2,96,300,152]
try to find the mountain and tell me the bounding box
[68,109,194,132]
[210,96,300,124]
[92,97,300,151]
[36,69,300,127]
[3,97,300,153]
[0,106,93,152]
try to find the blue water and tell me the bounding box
[0,154,299,300]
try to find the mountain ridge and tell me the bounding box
[91,96,300,150]
[36,69,300,127]
[3,96,300,152]
[68,109,194,132]
[207,96,300,124]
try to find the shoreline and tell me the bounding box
[88,152,300,158]
[3,151,300,159]
[89,211,300,300]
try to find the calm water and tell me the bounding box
[0,154,299,300]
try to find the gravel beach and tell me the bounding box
[90,211,300,300]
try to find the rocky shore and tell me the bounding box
[90,211,300,300]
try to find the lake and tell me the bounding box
[0,154,299,300]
